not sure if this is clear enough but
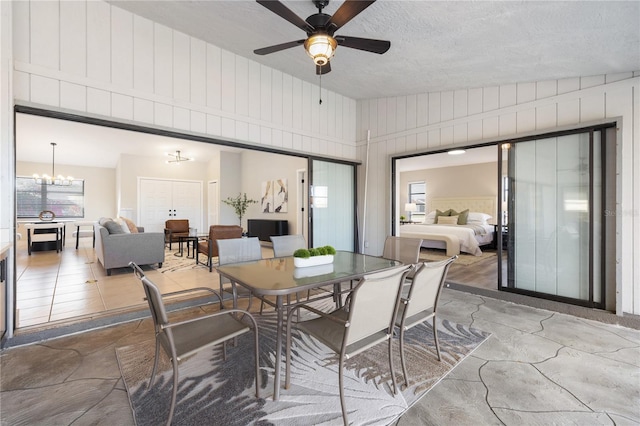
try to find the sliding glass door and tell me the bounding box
[310,160,356,251]
[500,126,612,308]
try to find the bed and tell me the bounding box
[400,196,496,256]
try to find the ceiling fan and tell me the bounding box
[254,0,391,75]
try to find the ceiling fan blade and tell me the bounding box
[316,62,331,75]
[254,39,306,55]
[326,0,376,32]
[256,0,315,33]
[336,36,390,54]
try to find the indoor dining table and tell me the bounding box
[216,250,402,400]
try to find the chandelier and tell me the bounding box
[166,150,192,164]
[33,142,74,186]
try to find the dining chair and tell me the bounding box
[196,225,243,271]
[285,264,411,426]
[382,235,423,280]
[216,237,263,310]
[129,262,260,426]
[270,234,306,257]
[395,255,457,388]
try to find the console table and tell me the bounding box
[73,221,96,249]
[24,223,65,255]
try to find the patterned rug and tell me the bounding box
[153,248,211,273]
[420,248,496,266]
[116,309,490,425]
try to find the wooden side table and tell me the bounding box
[73,221,96,249]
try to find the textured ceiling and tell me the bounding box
[107,0,640,100]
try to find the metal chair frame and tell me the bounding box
[130,262,260,426]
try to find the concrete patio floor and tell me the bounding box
[1,288,639,425]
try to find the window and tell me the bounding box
[16,177,85,218]
[408,181,426,221]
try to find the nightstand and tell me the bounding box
[492,225,508,249]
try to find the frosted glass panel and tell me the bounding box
[311,160,355,251]
[509,133,596,301]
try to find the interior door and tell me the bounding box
[172,181,203,232]
[139,178,173,232]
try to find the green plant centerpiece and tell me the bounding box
[293,245,336,267]
[222,193,257,227]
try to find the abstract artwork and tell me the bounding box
[261,181,273,213]
[273,179,288,213]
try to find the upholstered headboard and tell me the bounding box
[429,196,496,221]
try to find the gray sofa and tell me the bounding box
[95,218,165,275]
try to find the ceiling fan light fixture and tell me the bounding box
[304,33,337,66]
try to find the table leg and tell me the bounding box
[75,225,80,249]
[27,229,32,255]
[273,295,284,401]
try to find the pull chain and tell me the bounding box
[319,73,323,105]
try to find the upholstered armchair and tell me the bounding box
[196,225,243,271]
[164,219,193,250]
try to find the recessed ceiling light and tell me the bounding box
[448,149,466,155]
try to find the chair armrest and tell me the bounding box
[164,308,258,330]
[289,303,348,326]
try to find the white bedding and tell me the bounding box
[399,223,493,256]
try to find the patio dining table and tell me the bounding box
[216,250,402,400]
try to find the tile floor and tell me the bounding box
[1,286,639,425]
[14,236,223,328]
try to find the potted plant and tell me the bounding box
[222,193,257,227]
[293,245,336,267]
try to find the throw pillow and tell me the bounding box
[438,215,459,225]
[115,218,131,234]
[451,209,470,225]
[103,219,125,234]
[98,217,112,227]
[435,209,452,221]
[119,217,139,234]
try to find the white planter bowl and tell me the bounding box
[294,254,334,268]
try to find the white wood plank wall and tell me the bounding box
[11,0,357,160]
[356,73,640,315]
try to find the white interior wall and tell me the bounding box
[357,73,640,315]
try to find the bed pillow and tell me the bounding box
[437,215,459,225]
[424,211,436,224]
[451,209,469,225]
[467,212,493,224]
[435,209,452,222]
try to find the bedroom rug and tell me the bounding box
[420,248,496,266]
[116,309,490,425]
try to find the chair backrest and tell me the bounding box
[130,262,170,328]
[217,237,262,266]
[270,234,306,257]
[403,256,457,319]
[165,219,189,232]
[345,265,410,345]
[208,225,243,257]
[382,236,423,265]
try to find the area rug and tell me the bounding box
[420,248,496,266]
[153,248,211,273]
[116,309,490,425]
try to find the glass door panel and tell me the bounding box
[502,131,602,306]
[310,160,355,251]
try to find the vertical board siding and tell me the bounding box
[356,73,639,315]
[13,0,355,165]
